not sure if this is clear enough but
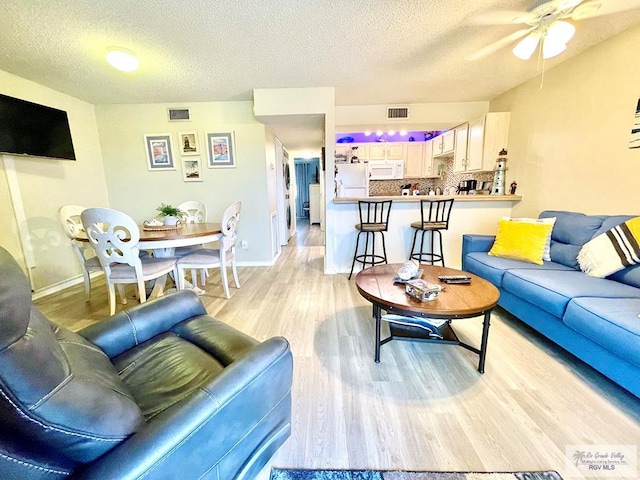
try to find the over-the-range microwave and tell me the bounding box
[367,160,404,180]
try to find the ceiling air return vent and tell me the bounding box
[387,107,409,119]
[167,108,191,121]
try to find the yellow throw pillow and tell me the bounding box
[488,219,554,265]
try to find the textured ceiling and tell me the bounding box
[1,0,640,150]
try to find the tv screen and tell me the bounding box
[0,93,76,160]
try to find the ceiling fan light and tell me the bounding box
[542,39,567,59]
[546,20,576,45]
[513,32,540,60]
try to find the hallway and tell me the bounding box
[294,217,324,248]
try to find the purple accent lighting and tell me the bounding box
[336,131,442,143]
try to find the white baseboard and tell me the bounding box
[31,260,281,300]
[32,275,86,300]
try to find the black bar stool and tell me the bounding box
[409,198,454,266]
[349,200,393,279]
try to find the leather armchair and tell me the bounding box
[0,246,292,479]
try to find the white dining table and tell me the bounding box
[141,222,223,295]
[139,222,222,255]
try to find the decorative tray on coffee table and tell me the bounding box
[392,269,423,284]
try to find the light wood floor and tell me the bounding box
[35,218,640,479]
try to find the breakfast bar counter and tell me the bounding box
[330,194,522,275]
[333,194,522,204]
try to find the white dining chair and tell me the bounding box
[81,207,178,315]
[58,205,103,301]
[176,201,241,299]
[176,200,209,285]
[178,200,207,224]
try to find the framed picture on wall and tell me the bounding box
[178,131,200,156]
[144,134,175,170]
[630,98,640,149]
[182,157,203,182]
[206,132,235,168]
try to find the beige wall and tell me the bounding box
[0,163,24,268]
[94,101,274,264]
[335,101,490,131]
[490,23,640,218]
[0,70,109,291]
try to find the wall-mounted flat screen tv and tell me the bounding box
[0,93,76,160]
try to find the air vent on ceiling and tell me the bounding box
[167,108,191,121]
[387,107,409,119]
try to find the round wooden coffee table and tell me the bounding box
[355,264,500,373]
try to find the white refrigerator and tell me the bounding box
[336,163,369,197]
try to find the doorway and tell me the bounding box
[294,157,320,220]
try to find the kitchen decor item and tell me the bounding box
[491,149,508,195]
[476,181,492,194]
[457,179,477,195]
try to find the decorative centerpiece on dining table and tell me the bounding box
[156,203,184,226]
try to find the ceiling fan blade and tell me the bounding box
[571,0,640,20]
[464,8,533,26]
[467,27,535,61]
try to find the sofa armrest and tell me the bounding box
[78,290,207,358]
[462,234,496,272]
[71,337,293,480]
[462,234,496,255]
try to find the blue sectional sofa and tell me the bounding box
[462,210,640,398]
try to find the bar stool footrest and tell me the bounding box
[355,254,387,265]
[410,252,443,263]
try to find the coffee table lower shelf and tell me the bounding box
[374,303,492,373]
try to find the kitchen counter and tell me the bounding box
[329,194,521,275]
[333,194,522,204]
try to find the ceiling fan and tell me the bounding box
[468,0,640,61]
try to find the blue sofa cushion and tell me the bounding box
[563,297,640,368]
[594,215,637,236]
[608,265,640,289]
[502,269,640,319]
[539,211,606,269]
[465,252,573,288]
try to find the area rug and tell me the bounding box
[270,469,563,480]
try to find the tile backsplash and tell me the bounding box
[369,157,495,195]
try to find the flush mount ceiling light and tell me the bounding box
[106,48,139,72]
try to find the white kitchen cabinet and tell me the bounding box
[423,140,435,177]
[404,143,424,178]
[452,113,510,173]
[386,143,404,159]
[369,143,404,160]
[309,183,321,225]
[403,141,437,178]
[466,112,510,172]
[432,130,455,157]
[350,143,369,161]
[453,123,469,172]
[368,144,385,160]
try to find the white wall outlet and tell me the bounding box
[241,240,248,249]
